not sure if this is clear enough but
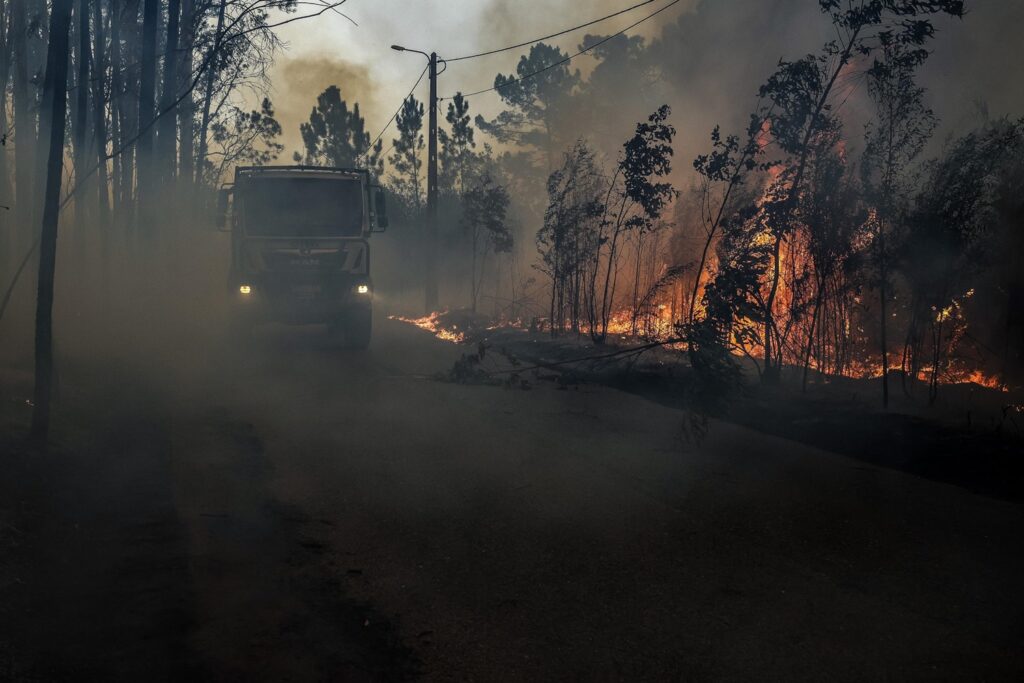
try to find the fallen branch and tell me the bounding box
[481,336,686,376]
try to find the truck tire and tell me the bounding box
[344,307,372,349]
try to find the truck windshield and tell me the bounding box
[241,176,364,237]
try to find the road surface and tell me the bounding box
[3,314,1022,681]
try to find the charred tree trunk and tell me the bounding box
[31,0,74,441]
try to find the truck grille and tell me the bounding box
[251,241,367,274]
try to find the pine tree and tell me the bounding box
[389,94,425,210]
[299,85,381,172]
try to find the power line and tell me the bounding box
[360,63,429,160]
[442,0,681,100]
[446,0,656,62]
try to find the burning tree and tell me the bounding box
[861,37,938,407]
[588,105,677,342]
[898,119,1024,401]
[798,146,867,390]
[534,107,676,342]
[687,0,966,394]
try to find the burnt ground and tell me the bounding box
[2,315,1024,680]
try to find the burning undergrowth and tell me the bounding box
[391,306,1015,397]
[388,310,497,344]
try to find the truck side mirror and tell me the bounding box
[215,187,232,230]
[371,186,388,232]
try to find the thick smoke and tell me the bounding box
[272,56,382,159]
[269,0,1024,183]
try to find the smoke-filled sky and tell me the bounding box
[265,0,1024,170]
[266,0,681,157]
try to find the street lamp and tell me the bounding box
[393,44,440,313]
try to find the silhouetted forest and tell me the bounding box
[1,0,1022,440]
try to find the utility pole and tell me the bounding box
[392,44,441,313]
[426,52,439,312]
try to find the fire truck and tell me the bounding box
[216,166,388,348]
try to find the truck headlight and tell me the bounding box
[356,284,370,295]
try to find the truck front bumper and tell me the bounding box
[230,277,372,325]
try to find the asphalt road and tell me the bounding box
[5,314,1023,681]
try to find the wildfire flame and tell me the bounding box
[389,312,467,343]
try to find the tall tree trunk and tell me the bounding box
[91,0,110,226]
[801,272,827,392]
[0,0,13,274]
[196,0,226,186]
[112,0,141,227]
[109,0,124,220]
[470,229,478,314]
[878,220,890,409]
[135,0,158,228]
[177,0,195,189]
[31,0,74,441]
[11,0,34,248]
[91,0,111,297]
[763,233,783,384]
[156,0,181,184]
[631,233,643,336]
[72,0,91,233]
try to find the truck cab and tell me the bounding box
[217,166,388,348]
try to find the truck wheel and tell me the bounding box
[344,307,372,349]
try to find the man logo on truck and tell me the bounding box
[216,166,388,349]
